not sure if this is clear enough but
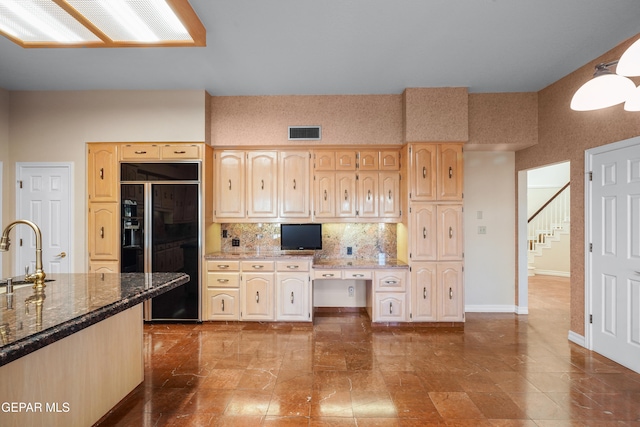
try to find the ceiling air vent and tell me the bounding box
[289,126,321,141]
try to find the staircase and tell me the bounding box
[527,183,570,276]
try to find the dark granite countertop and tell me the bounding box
[0,272,188,366]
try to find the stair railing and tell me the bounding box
[528,182,570,250]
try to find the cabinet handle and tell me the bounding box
[287,265,299,269]
[324,190,327,201]
[449,287,453,299]
[449,166,453,179]
[388,190,392,200]
[384,280,398,285]
[134,151,147,154]
[251,265,264,269]
[99,168,104,180]
[221,299,225,312]
[174,150,186,154]
[352,274,364,277]
[261,179,264,190]
[228,179,232,190]
[293,179,296,190]
[423,227,427,239]
[290,291,294,304]
[422,166,426,179]
[322,273,334,277]
[344,190,348,201]
[367,190,371,200]
[100,227,104,238]
[423,287,427,299]
[449,227,453,239]
[217,279,229,283]
[256,291,260,303]
[389,302,393,314]
[218,265,230,269]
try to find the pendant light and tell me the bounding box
[617,38,640,77]
[570,61,636,111]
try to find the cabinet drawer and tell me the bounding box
[207,272,240,288]
[206,260,240,271]
[313,269,342,280]
[121,144,160,160]
[161,144,200,159]
[343,270,372,280]
[276,260,310,272]
[374,270,407,292]
[241,261,275,272]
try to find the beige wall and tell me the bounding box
[403,87,469,142]
[515,34,640,335]
[210,94,404,146]
[5,90,207,274]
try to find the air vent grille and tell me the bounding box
[289,126,321,140]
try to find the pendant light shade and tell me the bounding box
[617,38,640,77]
[570,64,636,111]
[624,85,640,111]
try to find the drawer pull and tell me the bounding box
[99,167,104,180]
[449,227,453,239]
[423,227,427,239]
[174,150,186,154]
[384,280,398,285]
[423,287,427,299]
[256,291,260,303]
[217,265,230,269]
[352,274,364,278]
[286,265,299,269]
[134,150,147,154]
[290,291,294,304]
[221,299,225,312]
[217,279,229,283]
[322,273,334,277]
[449,166,453,179]
[251,265,264,269]
[449,287,453,299]
[422,166,426,179]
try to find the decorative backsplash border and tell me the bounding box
[219,223,397,259]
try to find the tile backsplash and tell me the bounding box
[220,223,397,259]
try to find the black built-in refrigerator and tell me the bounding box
[121,162,200,321]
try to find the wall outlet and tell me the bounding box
[348,286,354,297]
[232,238,240,246]
[347,247,352,255]
[478,226,487,235]
[222,230,228,238]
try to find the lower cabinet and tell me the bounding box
[207,290,240,320]
[242,273,275,321]
[411,262,464,322]
[369,269,408,322]
[276,273,311,321]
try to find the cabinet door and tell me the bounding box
[374,270,407,292]
[88,203,119,261]
[314,151,335,171]
[215,151,245,218]
[380,151,400,171]
[336,172,357,217]
[279,151,311,219]
[438,263,464,322]
[120,144,161,160]
[373,293,407,322]
[313,172,335,218]
[88,143,118,202]
[247,151,277,218]
[358,151,379,170]
[437,205,463,260]
[358,172,378,218]
[242,273,274,320]
[336,151,357,170]
[410,144,437,201]
[379,172,401,218]
[88,261,119,273]
[411,263,437,321]
[438,145,463,200]
[161,144,201,160]
[411,204,437,261]
[207,289,240,320]
[276,273,310,321]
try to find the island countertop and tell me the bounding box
[0,272,188,366]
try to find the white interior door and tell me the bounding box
[588,137,640,373]
[16,163,72,276]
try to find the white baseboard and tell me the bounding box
[516,305,528,315]
[568,330,585,347]
[534,270,570,277]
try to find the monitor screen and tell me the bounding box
[280,224,322,250]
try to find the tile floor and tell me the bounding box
[96,276,640,426]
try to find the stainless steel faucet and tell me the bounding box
[0,220,47,291]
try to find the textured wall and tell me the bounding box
[516,34,640,335]
[468,93,538,151]
[403,87,468,142]
[210,95,403,147]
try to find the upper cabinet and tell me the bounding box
[215,150,245,218]
[120,143,201,161]
[279,151,311,219]
[87,143,118,202]
[409,143,463,201]
[247,151,278,218]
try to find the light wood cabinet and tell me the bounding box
[120,143,200,161]
[88,203,119,261]
[279,151,311,219]
[379,172,401,218]
[411,262,463,322]
[242,273,275,321]
[336,172,357,217]
[357,172,379,218]
[437,145,464,200]
[358,151,379,170]
[410,204,437,261]
[88,261,119,274]
[207,290,240,320]
[276,273,310,321]
[410,263,438,321]
[313,172,335,218]
[215,150,245,218]
[247,151,277,218]
[336,151,357,170]
[437,263,464,321]
[370,269,408,322]
[437,205,464,260]
[88,143,118,202]
[380,151,400,170]
[409,143,463,201]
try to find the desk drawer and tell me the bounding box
[207,260,240,271]
[241,261,275,272]
[313,270,342,280]
[374,270,407,292]
[277,260,310,272]
[207,272,240,288]
[343,270,372,280]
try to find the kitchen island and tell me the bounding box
[0,272,189,427]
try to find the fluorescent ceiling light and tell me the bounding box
[0,0,205,48]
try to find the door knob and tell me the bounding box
[55,252,67,258]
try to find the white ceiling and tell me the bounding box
[1,0,639,96]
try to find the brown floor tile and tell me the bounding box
[428,391,485,419]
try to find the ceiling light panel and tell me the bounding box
[66,0,192,43]
[0,0,101,44]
